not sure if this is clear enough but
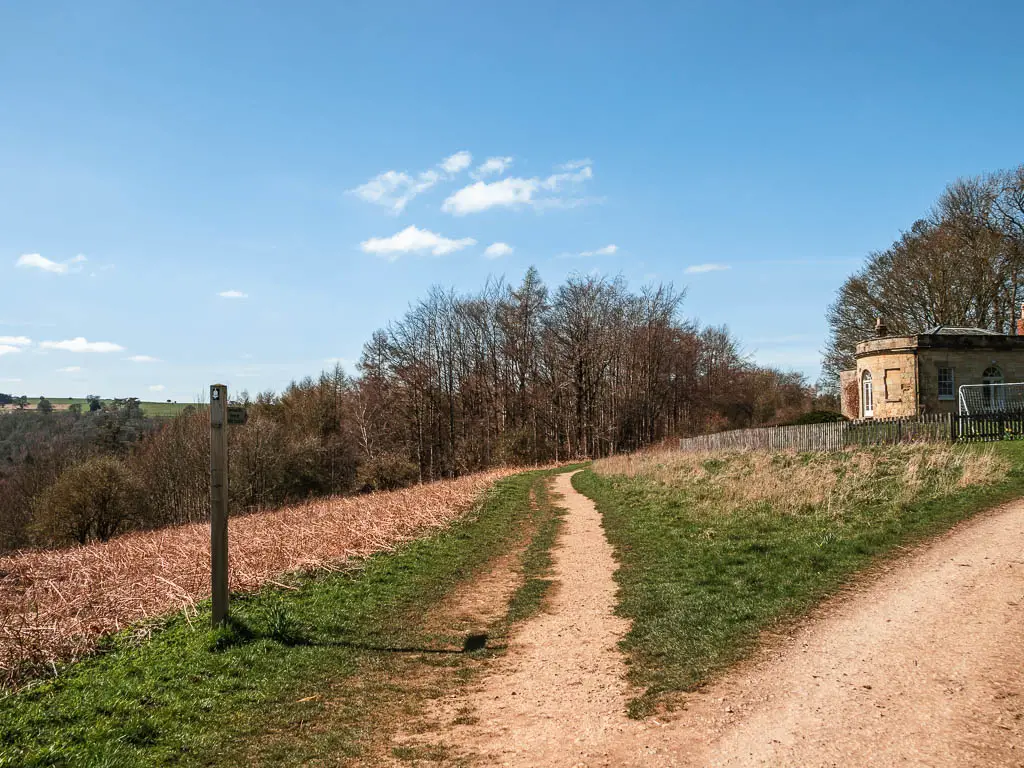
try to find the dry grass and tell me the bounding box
[594,444,1010,518]
[0,468,518,687]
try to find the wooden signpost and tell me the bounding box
[209,384,230,626]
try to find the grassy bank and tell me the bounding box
[0,466,577,767]
[574,442,1024,717]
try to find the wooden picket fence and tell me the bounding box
[678,414,955,454]
[954,411,1024,442]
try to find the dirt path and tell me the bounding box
[408,473,1024,767]
[674,499,1024,766]
[404,470,641,766]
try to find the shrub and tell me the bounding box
[31,456,146,545]
[357,453,420,492]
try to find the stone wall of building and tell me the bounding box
[856,350,918,419]
[851,332,1024,418]
[918,349,1024,414]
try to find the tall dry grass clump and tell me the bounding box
[594,444,1009,518]
[0,467,517,688]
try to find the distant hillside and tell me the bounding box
[0,398,195,418]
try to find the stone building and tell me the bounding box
[840,308,1024,420]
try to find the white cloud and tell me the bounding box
[15,253,88,274]
[218,290,248,299]
[484,242,514,259]
[443,178,536,215]
[0,378,21,383]
[558,158,592,170]
[580,244,618,257]
[559,244,619,259]
[57,366,82,373]
[443,160,595,215]
[39,337,125,353]
[684,263,731,274]
[0,336,31,346]
[361,225,476,261]
[351,169,440,214]
[350,151,473,214]
[473,156,513,178]
[127,355,161,362]
[148,384,166,392]
[0,345,21,356]
[441,151,472,174]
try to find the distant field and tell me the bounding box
[0,398,196,418]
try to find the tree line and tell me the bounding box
[823,163,1024,385]
[355,269,817,479]
[0,270,822,552]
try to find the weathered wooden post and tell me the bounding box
[210,384,229,626]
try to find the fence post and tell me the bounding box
[210,383,229,626]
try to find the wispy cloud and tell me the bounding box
[473,156,513,179]
[442,160,596,215]
[441,151,472,174]
[218,290,248,299]
[15,253,87,275]
[57,366,82,373]
[361,225,476,261]
[148,384,166,392]
[0,345,21,356]
[0,336,31,347]
[684,263,731,274]
[0,378,21,383]
[484,242,514,259]
[351,150,473,214]
[580,244,618,257]
[127,355,161,362]
[40,337,124,353]
[559,244,619,259]
[558,158,592,170]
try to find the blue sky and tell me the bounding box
[2,1,1023,402]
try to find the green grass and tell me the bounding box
[573,442,1024,718]
[43,398,196,418]
[0,465,580,767]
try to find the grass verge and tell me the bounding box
[0,465,579,767]
[573,442,1024,718]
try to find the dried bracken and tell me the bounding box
[594,444,1009,518]
[0,468,518,688]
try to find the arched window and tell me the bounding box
[862,370,873,418]
[983,365,1004,410]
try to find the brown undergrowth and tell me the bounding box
[0,468,520,687]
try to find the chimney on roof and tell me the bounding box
[1017,303,1024,336]
[875,316,888,337]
